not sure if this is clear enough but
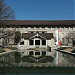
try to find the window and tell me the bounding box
[42,51,46,56]
[31,32,33,33]
[29,40,33,45]
[35,52,40,55]
[29,51,33,55]
[42,40,46,45]
[20,41,24,45]
[35,40,40,45]
[42,32,45,33]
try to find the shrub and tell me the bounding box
[14,31,21,45]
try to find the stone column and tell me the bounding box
[34,39,35,46]
[40,39,42,47]
[34,51,35,57]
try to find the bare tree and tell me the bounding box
[63,31,75,46]
[0,0,15,47]
[0,0,15,20]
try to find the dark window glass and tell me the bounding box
[31,32,33,33]
[73,40,75,46]
[42,51,46,56]
[42,40,46,45]
[49,47,51,52]
[42,32,45,33]
[35,36,40,38]
[35,40,40,45]
[35,52,40,55]
[20,41,24,45]
[29,51,33,55]
[29,40,33,45]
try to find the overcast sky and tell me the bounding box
[6,0,74,20]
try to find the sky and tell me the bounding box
[6,0,75,20]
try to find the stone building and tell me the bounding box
[0,20,75,56]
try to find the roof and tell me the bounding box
[0,20,75,26]
[22,33,54,40]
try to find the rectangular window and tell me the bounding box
[29,51,33,55]
[20,41,24,45]
[42,32,45,33]
[35,40,40,45]
[29,40,33,45]
[42,51,46,56]
[35,52,40,55]
[42,40,46,45]
[31,32,33,33]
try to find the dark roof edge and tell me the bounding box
[0,20,75,21]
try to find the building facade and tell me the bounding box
[0,20,75,57]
